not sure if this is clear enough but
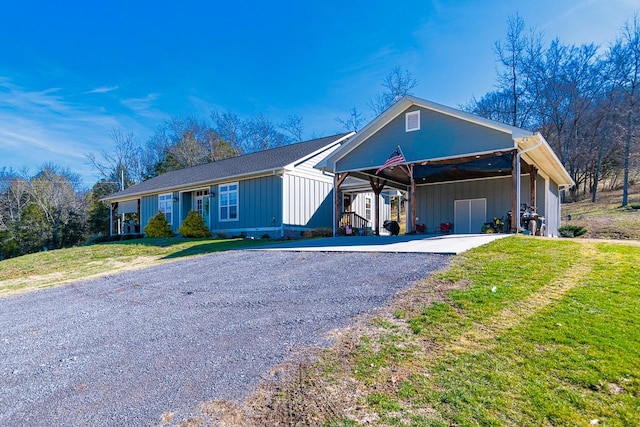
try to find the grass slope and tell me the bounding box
[0,237,268,297]
[562,183,640,240]
[192,237,640,426]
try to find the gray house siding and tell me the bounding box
[207,175,283,237]
[547,181,561,237]
[416,176,530,234]
[335,106,515,172]
[281,143,353,235]
[283,174,333,229]
[140,191,181,232]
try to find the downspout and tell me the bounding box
[516,134,543,230]
[275,170,284,238]
[332,166,337,237]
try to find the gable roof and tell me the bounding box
[104,133,353,202]
[318,95,573,188]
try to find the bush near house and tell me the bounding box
[558,224,587,238]
[178,211,212,238]
[144,212,174,238]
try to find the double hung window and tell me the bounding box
[219,183,238,221]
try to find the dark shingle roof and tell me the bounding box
[104,133,350,200]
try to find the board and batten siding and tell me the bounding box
[208,175,283,233]
[140,191,180,232]
[546,181,561,237]
[281,144,338,230]
[416,176,530,234]
[282,173,334,229]
[335,106,515,172]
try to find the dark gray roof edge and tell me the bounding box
[102,133,350,202]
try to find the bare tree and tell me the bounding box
[144,115,237,177]
[87,129,144,186]
[279,114,305,142]
[368,66,419,115]
[0,169,31,252]
[609,15,640,206]
[28,164,86,249]
[244,114,290,152]
[532,39,603,191]
[493,14,543,128]
[336,107,366,132]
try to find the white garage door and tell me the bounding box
[454,198,486,234]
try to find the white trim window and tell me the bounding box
[158,193,173,225]
[405,110,420,132]
[219,183,238,221]
[365,196,372,221]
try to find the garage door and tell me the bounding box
[454,198,486,234]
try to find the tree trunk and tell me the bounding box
[622,107,633,206]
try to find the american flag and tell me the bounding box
[375,148,406,175]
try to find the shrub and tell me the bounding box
[304,227,333,238]
[558,224,587,238]
[260,233,272,239]
[144,212,174,238]
[214,231,227,239]
[178,211,212,238]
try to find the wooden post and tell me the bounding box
[334,172,349,235]
[369,177,386,236]
[530,165,537,210]
[511,150,518,233]
[410,164,416,234]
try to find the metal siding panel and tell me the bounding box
[336,106,514,172]
[140,195,158,230]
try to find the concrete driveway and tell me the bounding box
[259,233,510,255]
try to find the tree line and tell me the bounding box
[466,14,640,204]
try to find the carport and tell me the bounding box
[317,96,574,237]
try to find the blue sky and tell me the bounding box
[1,0,638,186]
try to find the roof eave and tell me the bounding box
[101,167,286,202]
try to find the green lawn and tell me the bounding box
[0,237,269,297]
[229,236,640,427]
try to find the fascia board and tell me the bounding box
[287,132,354,171]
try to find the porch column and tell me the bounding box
[334,172,349,235]
[511,150,518,233]
[530,165,537,210]
[410,164,416,234]
[109,203,114,236]
[369,177,386,236]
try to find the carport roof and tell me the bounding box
[318,96,574,188]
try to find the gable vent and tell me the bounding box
[405,110,420,132]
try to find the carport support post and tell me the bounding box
[410,164,416,234]
[369,177,386,236]
[334,172,349,236]
[530,165,537,209]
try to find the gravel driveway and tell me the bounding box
[0,250,449,426]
